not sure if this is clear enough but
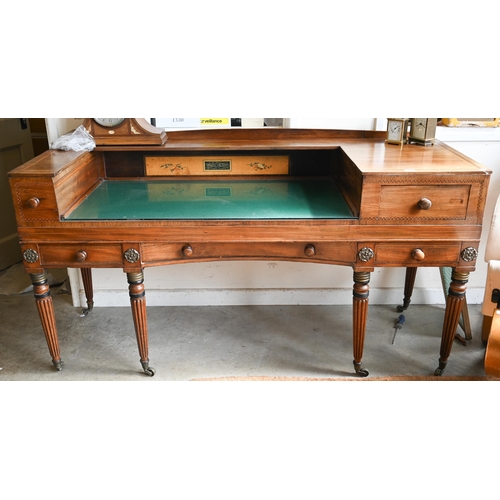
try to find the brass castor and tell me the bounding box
[52,360,64,371]
[141,360,156,377]
[354,362,369,377]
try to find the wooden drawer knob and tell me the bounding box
[75,250,88,262]
[412,248,425,261]
[304,244,316,257]
[26,197,40,209]
[182,245,193,257]
[418,198,432,210]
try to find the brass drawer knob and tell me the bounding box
[412,248,425,261]
[304,244,316,257]
[75,250,88,262]
[182,245,193,257]
[418,198,432,210]
[26,197,40,209]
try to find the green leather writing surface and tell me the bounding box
[65,180,355,220]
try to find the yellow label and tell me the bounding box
[200,118,230,126]
[442,118,500,127]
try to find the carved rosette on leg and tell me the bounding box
[30,272,63,371]
[127,271,155,376]
[435,269,470,376]
[352,271,371,377]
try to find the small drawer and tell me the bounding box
[39,244,123,267]
[373,243,461,267]
[378,185,471,220]
[14,183,59,223]
[141,242,357,265]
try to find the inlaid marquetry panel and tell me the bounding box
[145,155,289,176]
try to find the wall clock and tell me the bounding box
[82,118,167,146]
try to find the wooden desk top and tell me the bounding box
[8,129,490,179]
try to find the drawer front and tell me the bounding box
[378,184,470,220]
[142,242,357,265]
[39,244,123,267]
[373,243,461,267]
[12,182,59,223]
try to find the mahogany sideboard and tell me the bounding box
[8,126,492,377]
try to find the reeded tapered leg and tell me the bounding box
[30,272,63,371]
[127,271,155,376]
[352,271,370,377]
[435,269,469,376]
[80,268,94,316]
[397,267,418,312]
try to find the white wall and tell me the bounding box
[45,118,84,144]
[46,119,498,308]
[434,127,500,297]
[289,118,388,131]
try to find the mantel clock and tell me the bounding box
[408,118,437,146]
[385,118,408,145]
[83,118,167,146]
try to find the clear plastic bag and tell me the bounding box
[51,125,96,151]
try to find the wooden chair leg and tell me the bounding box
[485,309,500,377]
[483,315,493,342]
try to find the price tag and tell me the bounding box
[154,118,231,128]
